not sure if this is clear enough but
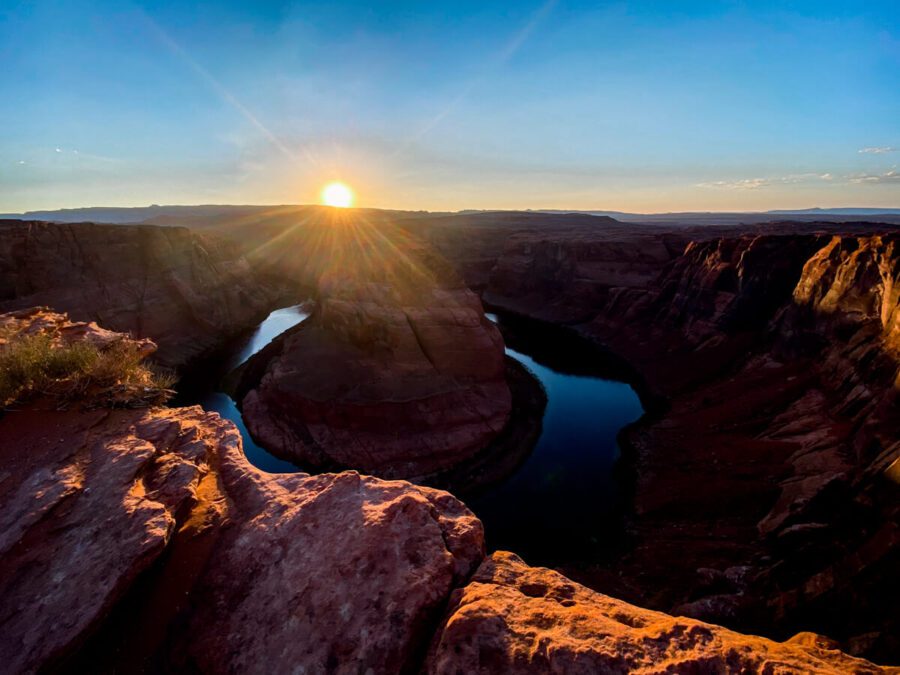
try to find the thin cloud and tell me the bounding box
[696,173,833,190]
[850,169,900,184]
[858,146,897,154]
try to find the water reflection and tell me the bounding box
[473,313,644,565]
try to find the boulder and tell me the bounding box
[426,552,890,674]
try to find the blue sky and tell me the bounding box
[1,0,898,212]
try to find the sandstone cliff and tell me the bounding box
[427,552,889,674]
[238,218,512,479]
[477,226,900,661]
[0,310,892,673]
[0,220,283,368]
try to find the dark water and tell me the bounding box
[474,313,644,565]
[180,304,310,473]
[179,305,643,565]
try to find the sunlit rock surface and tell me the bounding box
[0,305,156,355]
[427,552,890,674]
[0,220,282,367]
[0,309,889,672]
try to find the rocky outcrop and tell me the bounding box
[0,305,156,356]
[5,406,887,673]
[0,313,485,672]
[1,311,892,673]
[239,221,512,480]
[0,220,283,368]
[584,234,900,660]
[0,404,485,673]
[427,552,890,674]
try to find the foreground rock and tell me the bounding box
[240,220,512,479]
[0,312,484,672]
[0,312,893,673]
[0,404,484,673]
[427,552,890,674]
[0,220,283,367]
[2,398,891,673]
[0,305,156,355]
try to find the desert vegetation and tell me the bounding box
[0,330,174,409]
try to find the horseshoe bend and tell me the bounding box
[0,211,898,674]
[4,4,900,670]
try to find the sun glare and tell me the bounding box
[321,182,354,208]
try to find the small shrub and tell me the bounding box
[0,333,174,409]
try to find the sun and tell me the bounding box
[321,181,355,208]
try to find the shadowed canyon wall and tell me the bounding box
[472,225,900,661]
[0,220,285,368]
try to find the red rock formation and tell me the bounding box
[0,305,156,356]
[0,311,485,672]
[0,311,892,673]
[426,552,890,674]
[0,404,487,673]
[240,220,512,479]
[474,225,900,660]
[0,220,283,367]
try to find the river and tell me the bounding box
[180,303,644,566]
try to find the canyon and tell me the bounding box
[455,222,900,662]
[232,219,512,479]
[0,213,898,671]
[0,309,891,673]
[0,220,284,368]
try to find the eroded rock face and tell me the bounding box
[0,305,157,355]
[0,220,282,367]
[241,221,512,480]
[426,552,889,675]
[0,406,217,673]
[477,226,900,660]
[0,311,890,673]
[484,230,680,323]
[0,400,486,673]
[183,462,483,673]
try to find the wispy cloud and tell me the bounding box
[858,146,897,154]
[849,169,900,184]
[696,173,833,190]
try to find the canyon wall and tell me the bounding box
[0,310,889,673]
[0,220,284,368]
[477,226,900,661]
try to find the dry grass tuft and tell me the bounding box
[0,333,175,409]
